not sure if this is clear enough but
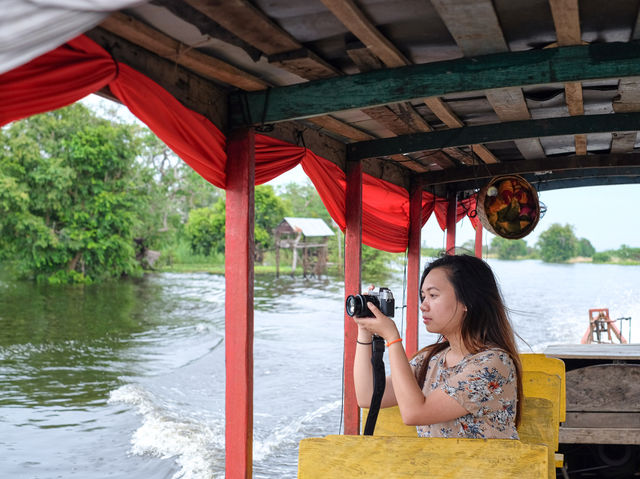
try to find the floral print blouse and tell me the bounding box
[409,347,519,439]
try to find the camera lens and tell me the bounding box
[345,295,360,317]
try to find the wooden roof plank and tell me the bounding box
[424,96,497,164]
[320,0,409,68]
[184,0,338,79]
[100,12,268,91]
[333,7,454,170]
[430,0,508,56]
[610,131,638,154]
[347,112,640,160]
[267,48,341,80]
[549,0,582,46]
[183,0,299,55]
[550,0,586,155]
[431,0,543,161]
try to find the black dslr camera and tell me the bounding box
[345,287,395,318]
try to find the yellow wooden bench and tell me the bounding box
[521,353,567,472]
[362,398,557,479]
[520,353,566,422]
[298,435,548,478]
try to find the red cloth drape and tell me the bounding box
[0,34,478,253]
[0,36,116,126]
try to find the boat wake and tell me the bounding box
[109,384,225,479]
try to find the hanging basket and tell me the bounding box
[477,175,540,239]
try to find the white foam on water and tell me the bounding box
[109,384,225,479]
[253,400,342,462]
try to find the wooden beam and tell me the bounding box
[99,12,268,91]
[431,0,543,161]
[610,131,638,153]
[549,0,586,155]
[430,0,508,56]
[344,160,363,435]
[424,97,497,164]
[417,153,640,186]
[320,0,409,68]
[85,28,229,131]
[446,192,457,253]
[444,169,640,194]
[184,0,299,55]
[342,33,455,170]
[406,177,422,357]
[347,112,640,160]
[225,128,255,479]
[549,0,582,46]
[184,0,338,80]
[267,48,341,79]
[229,41,640,127]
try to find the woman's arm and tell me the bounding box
[386,342,468,425]
[357,303,468,425]
[353,326,398,408]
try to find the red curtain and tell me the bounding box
[0,34,478,254]
[0,36,116,126]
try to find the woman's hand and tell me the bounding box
[353,302,400,342]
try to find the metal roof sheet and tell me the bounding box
[282,217,334,237]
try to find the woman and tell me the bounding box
[353,254,522,439]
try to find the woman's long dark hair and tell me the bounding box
[413,254,523,426]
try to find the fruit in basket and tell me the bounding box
[483,177,538,237]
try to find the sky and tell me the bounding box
[82,94,638,252]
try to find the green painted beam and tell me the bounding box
[229,41,640,127]
[420,153,640,186]
[445,165,640,193]
[347,112,640,160]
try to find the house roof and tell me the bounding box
[281,217,334,237]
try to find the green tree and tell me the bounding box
[536,223,577,263]
[617,244,640,261]
[0,104,145,283]
[277,181,332,223]
[184,200,226,256]
[576,238,595,257]
[254,184,291,253]
[491,236,528,260]
[185,185,290,260]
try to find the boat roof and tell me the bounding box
[280,217,334,237]
[73,0,640,196]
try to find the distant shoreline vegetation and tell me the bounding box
[434,224,640,265]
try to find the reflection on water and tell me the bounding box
[1,262,640,479]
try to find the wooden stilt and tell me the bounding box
[344,160,363,435]
[446,191,458,254]
[224,128,255,479]
[475,223,483,258]
[406,177,422,357]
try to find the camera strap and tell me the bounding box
[363,335,386,435]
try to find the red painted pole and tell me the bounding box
[225,129,255,479]
[475,223,483,258]
[344,160,362,435]
[406,178,422,357]
[445,191,457,254]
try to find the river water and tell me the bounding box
[1,259,639,478]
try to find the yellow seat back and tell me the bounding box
[360,406,416,437]
[520,353,566,422]
[298,435,547,478]
[518,396,557,479]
